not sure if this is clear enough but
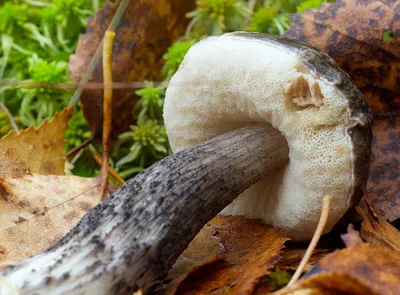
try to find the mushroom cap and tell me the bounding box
[163,32,372,241]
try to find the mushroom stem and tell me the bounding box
[0,125,288,295]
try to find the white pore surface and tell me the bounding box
[164,34,355,241]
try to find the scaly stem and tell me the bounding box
[0,125,288,294]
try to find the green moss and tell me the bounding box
[64,107,92,152]
[162,40,196,79]
[296,0,324,12]
[260,267,293,291]
[134,82,165,120]
[186,0,248,36]
[248,6,289,35]
[114,120,169,178]
[383,29,394,43]
[0,110,12,138]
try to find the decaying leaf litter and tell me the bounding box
[0,0,399,294]
[0,109,116,262]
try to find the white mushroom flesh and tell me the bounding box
[164,34,360,240]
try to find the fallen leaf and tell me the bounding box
[174,216,289,295]
[284,0,400,222]
[0,107,73,178]
[276,248,331,272]
[253,245,333,293]
[170,225,223,278]
[367,116,400,222]
[290,244,400,295]
[340,224,364,248]
[357,196,400,252]
[274,273,377,295]
[0,174,112,262]
[0,107,117,262]
[253,267,293,294]
[69,0,195,138]
[164,225,224,295]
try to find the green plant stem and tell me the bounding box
[68,0,131,107]
[0,103,19,133]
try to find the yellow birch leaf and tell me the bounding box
[0,174,107,262]
[0,107,113,262]
[0,107,73,178]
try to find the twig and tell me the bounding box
[246,0,258,26]
[0,80,162,90]
[0,103,19,134]
[68,0,131,107]
[287,195,333,286]
[64,136,94,158]
[93,153,125,185]
[100,30,116,200]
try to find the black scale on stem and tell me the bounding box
[0,125,288,295]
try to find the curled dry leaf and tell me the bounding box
[0,107,73,178]
[282,244,400,295]
[357,196,400,252]
[0,174,111,262]
[164,225,224,295]
[284,0,400,221]
[274,273,377,295]
[173,216,289,295]
[276,248,331,272]
[69,0,196,138]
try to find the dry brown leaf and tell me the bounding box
[284,0,400,222]
[170,225,223,278]
[163,225,224,295]
[0,174,112,262]
[69,0,195,138]
[276,248,331,272]
[278,244,400,295]
[0,107,117,262]
[274,273,377,295]
[357,196,400,252]
[0,107,73,178]
[174,216,289,295]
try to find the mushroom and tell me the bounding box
[0,33,372,294]
[164,32,372,240]
[0,126,287,294]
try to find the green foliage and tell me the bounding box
[0,110,12,138]
[134,82,165,120]
[186,0,248,36]
[296,0,328,12]
[162,40,196,79]
[383,29,394,43]
[111,82,169,179]
[0,0,101,131]
[0,2,28,35]
[248,6,290,35]
[64,107,92,152]
[114,120,169,179]
[260,267,292,291]
[18,54,72,127]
